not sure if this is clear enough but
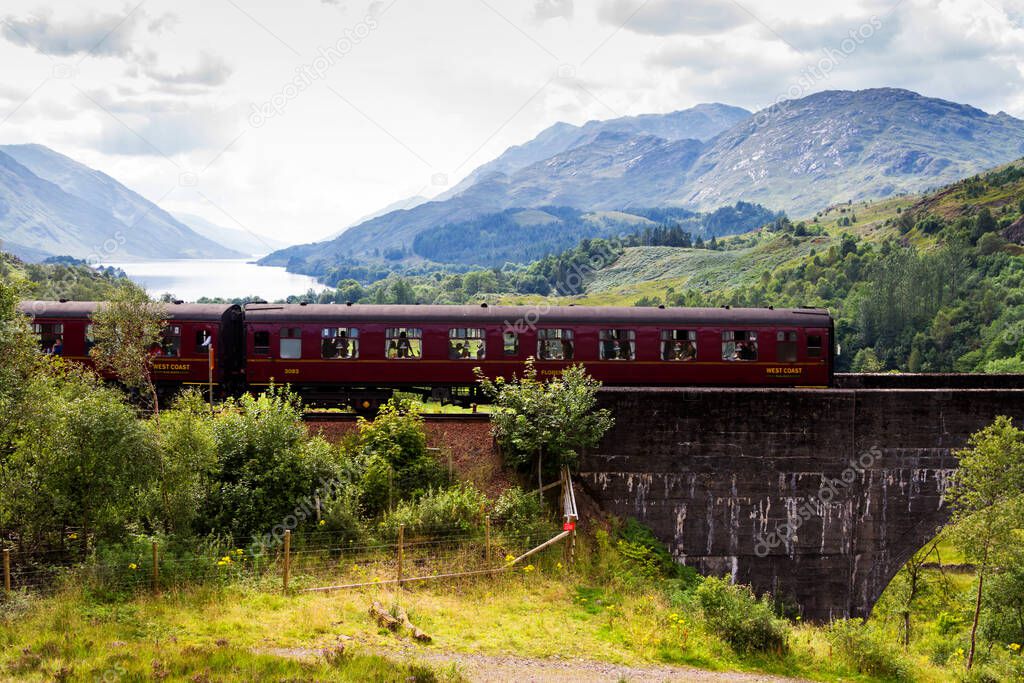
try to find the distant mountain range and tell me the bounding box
[172,212,288,257]
[263,88,1024,278]
[0,144,254,262]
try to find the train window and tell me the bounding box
[503,330,519,356]
[599,329,635,360]
[661,329,697,361]
[449,328,486,360]
[157,325,181,357]
[722,330,758,361]
[322,328,359,359]
[807,334,823,358]
[776,331,798,362]
[280,327,302,359]
[537,329,574,360]
[253,331,270,355]
[386,328,422,359]
[195,329,213,353]
[33,322,64,354]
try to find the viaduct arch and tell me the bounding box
[578,376,1024,621]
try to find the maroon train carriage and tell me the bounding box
[18,300,244,398]
[242,303,835,411]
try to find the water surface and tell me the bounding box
[101,259,327,302]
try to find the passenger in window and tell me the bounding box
[678,340,696,360]
[561,338,574,360]
[322,337,339,359]
[337,331,350,359]
[395,331,412,359]
[450,342,464,360]
[737,341,758,361]
[51,338,63,356]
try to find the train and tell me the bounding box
[19,300,836,412]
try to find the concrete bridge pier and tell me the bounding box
[578,383,1024,621]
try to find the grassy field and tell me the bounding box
[0,546,965,683]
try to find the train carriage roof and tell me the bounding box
[18,301,240,322]
[242,303,832,327]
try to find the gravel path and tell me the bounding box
[265,644,808,682]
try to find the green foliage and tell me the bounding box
[4,368,157,546]
[491,486,555,539]
[379,484,488,539]
[825,618,911,680]
[615,519,697,586]
[204,387,341,538]
[693,576,789,654]
[477,358,614,472]
[88,284,166,412]
[146,390,218,535]
[354,398,447,516]
[851,347,885,372]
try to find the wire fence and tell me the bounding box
[0,523,570,598]
[2,468,581,598]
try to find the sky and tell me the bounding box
[1,0,1023,245]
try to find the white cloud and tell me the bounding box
[144,52,232,87]
[0,8,142,57]
[597,0,750,36]
[532,0,573,23]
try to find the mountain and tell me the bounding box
[325,194,429,240]
[263,89,1024,277]
[439,102,751,199]
[261,103,748,273]
[173,212,288,257]
[681,88,1024,214]
[0,144,243,261]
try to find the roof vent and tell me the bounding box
[174,300,184,305]
[300,301,308,306]
[58,298,68,303]
[658,304,665,309]
[722,305,731,310]
[480,302,488,308]
[768,305,774,310]
[346,301,353,306]
[569,303,577,306]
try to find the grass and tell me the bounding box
[0,557,958,683]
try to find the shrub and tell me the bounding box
[694,576,789,654]
[204,388,341,538]
[146,390,217,535]
[615,518,697,586]
[379,484,489,539]
[491,486,554,540]
[356,399,447,516]
[825,618,910,680]
[320,482,368,546]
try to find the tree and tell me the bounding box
[972,207,997,243]
[851,347,884,372]
[476,358,614,491]
[0,275,41,456]
[948,416,1024,669]
[89,285,167,417]
[6,370,157,549]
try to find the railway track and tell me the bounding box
[302,411,492,422]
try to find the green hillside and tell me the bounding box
[0,252,129,301]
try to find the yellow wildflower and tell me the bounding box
[319,519,326,526]
[128,563,138,571]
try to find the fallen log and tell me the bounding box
[369,601,401,631]
[395,606,432,643]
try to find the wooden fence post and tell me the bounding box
[283,530,291,592]
[397,524,405,585]
[3,548,10,593]
[152,541,159,593]
[484,516,492,565]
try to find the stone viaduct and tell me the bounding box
[578,375,1024,621]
